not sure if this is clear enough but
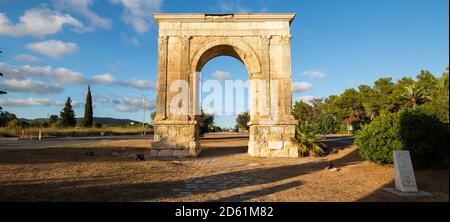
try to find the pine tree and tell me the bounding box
[60,97,76,127]
[83,85,93,127]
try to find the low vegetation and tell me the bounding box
[0,126,153,138]
[1,88,152,138]
[292,68,449,135]
[356,107,449,168]
[292,68,449,166]
[291,123,324,156]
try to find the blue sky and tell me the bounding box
[0,0,448,127]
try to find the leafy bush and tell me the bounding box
[311,114,341,134]
[356,108,449,167]
[398,107,449,167]
[355,111,403,164]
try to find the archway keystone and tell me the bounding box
[151,13,298,157]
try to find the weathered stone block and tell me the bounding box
[159,149,173,156]
[173,149,189,156]
[394,151,418,192]
[268,141,283,150]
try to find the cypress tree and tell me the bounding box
[60,97,76,127]
[83,85,93,127]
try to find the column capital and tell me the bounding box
[158,35,169,43]
[182,35,192,41]
[260,35,272,45]
[279,35,292,44]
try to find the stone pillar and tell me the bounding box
[155,35,169,121]
[247,35,298,158]
[151,35,200,157]
[279,35,295,119]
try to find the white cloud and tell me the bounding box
[111,0,162,33]
[55,99,82,108]
[299,96,316,105]
[16,65,84,84]
[53,0,112,29]
[92,73,155,90]
[0,7,88,37]
[292,81,313,92]
[212,70,231,80]
[303,70,325,79]
[7,64,87,84]
[19,65,53,76]
[0,78,63,94]
[92,73,120,84]
[95,95,111,104]
[0,97,51,107]
[13,54,40,63]
[26,40,79,59]
[2,62,152,91]
[126,78,156,90]
[52,67,87,84]
[111,96,154,112]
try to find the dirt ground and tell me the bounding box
[0,134,448,202]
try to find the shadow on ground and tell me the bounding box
[0,148,360,201]
[357,169,449,202]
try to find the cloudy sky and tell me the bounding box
[0,0,448,127]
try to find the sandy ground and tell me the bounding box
[0,134,447,202]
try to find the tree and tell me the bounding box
[198,109,214,136]
[150,111,156,124]
[48,115,59,124]
[329,88,366,132]
[60,97,76,127]
[0,71,6,109]
[0,110,17,127]
[83,85,93,127]
[311,113,341,134]
[429,68,449,123]
[416,70,438,93]
[0,51,7,98]
[401,84,430,108]
[292,100,314,123]
[235,112,250,131]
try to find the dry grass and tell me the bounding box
[0,126,153,138]
[0,135,447,202]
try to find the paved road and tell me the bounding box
[0,134,354,150]
[0,135,153,150]
[320,135,355,145]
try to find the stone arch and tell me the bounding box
[190,38,261,77]
[151,13,299,158]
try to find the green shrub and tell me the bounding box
[311,114,341,134]
[399,107,449,168]
[355,111,403,164]
[355,108,449,168]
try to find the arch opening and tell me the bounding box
[199,55,250,131]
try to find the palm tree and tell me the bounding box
[290,124,324,157]
[402,84,430,108]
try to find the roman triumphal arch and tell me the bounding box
[151,13,299,157]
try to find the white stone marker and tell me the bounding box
[393,150,418,192]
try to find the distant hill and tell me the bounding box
[19,117,143,125]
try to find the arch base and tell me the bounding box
[248,123,299,158]
[150,122,201,157]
